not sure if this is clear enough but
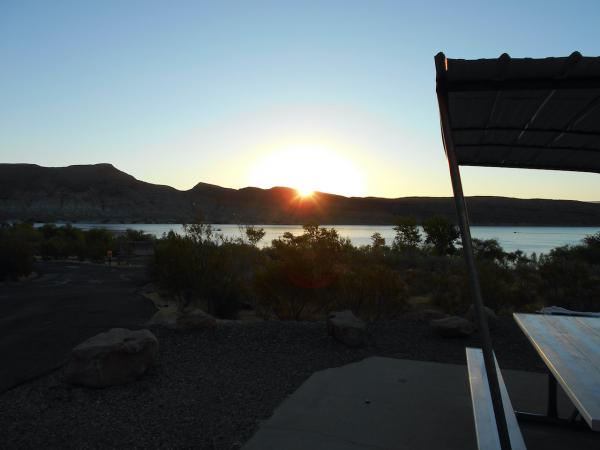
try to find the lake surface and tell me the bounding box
[43,223,600,255]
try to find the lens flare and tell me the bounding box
[248,145,365,197]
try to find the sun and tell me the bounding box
[248,145,365,197]
[297,188,314,198]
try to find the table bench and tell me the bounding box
[466,347,527,450]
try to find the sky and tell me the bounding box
[1,0,600,200]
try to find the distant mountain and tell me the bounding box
[2,163,600,226]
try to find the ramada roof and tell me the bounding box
[435,52,600,173]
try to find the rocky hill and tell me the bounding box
[2,163,600,225]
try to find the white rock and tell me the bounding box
[146,308,179,328]
[430,316,475,338]
[176,308,217,329]
[327,310,366,347]
[65,328,158,388]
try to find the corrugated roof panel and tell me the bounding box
[436,53,600,173]
[448,94,495,127]
[575,102,600,130]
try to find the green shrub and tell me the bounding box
[123,228,154,242]
[537,244,600,311]
[83,228,114,261]
[37,224,79,259]
[152,221,600,320]
[0,223,36,280]
[244,225,266,246]
[423,215,460,255]
[337,263,408,320]
[392,216,421,252]
[253,225,351,319]
[151,225,262,319]
[254,224,407,320]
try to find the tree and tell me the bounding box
[472,238,506,265]
[422,215,459,255]
[245,226,266,247]
[370,232,386,249]
[392,216,421,252]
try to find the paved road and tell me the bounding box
[0,261,156,393]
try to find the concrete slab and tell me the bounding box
[243,357,600,450]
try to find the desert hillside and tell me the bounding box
[2,163,600,225]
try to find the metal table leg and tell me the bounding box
[515,372,588,430]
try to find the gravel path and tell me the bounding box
[0,317,544,449]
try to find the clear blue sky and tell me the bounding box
[2,0,600,199]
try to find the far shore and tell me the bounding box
[24,222,600,255]
[14,220,600,226]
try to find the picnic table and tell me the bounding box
[513,313,600,431]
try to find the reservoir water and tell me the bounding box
[46,223,600,255]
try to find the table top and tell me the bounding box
[513,313,600,431]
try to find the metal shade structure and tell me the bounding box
[435,51,600,450]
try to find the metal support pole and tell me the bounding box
[448,152,512,450]
[435,51,512,450]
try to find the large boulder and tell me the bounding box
[146,307,179,328]
[404,309,448,321]
[65,328,158,388]
[146,307,217,329]
[176,308,217,329]
[327,310,366,347]
[430,316,475,338]
[465,305,498,329]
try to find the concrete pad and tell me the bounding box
[244,357,600,450]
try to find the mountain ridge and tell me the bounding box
[2,163,600,226]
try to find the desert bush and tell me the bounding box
[253,224,407,320]
[13,220,590,319]
[0,223,36,280]
[152,231,197,300]
[431,242,544,314]
[392,216,421,252]
[242,225,266,246]
[537,242,600,311]
[472,238,507,265]
[337,262,408,320]
[40,235,69,259]
[122,228,154,242]
[83,228,114,261]
[422,215,460,255]
[254,225,349,319]
[35,224,115,261]
[152,225,262,319]
[370,232,387,250]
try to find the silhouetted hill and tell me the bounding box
[2,163,600,225]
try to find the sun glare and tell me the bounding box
[297,188,314,198]
[248,145,366,197]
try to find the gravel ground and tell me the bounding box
[0,317,545,449]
